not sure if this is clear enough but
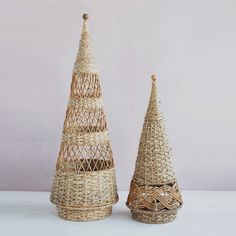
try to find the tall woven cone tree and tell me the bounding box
[126,75,183,224]
[50,14,118,222]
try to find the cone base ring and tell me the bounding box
[130,209,177,224]
[56,205,112,221]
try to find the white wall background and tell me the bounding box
[0,0,236,191]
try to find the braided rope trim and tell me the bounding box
[61,130,109,145]
[131,208,177,224]
[126,181,183,213]
[57,205,112,221]
[68,97,103,108]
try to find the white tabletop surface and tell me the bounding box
[0,191,235,236]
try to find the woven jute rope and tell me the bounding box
[50,14,118,221]
[51,167,118,221]
[126,75,183,224]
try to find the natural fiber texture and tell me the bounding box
[126,75,183,224]
[51,167,117,204]
[50,15,118,221]
[131,208,177,224]
[73,20,98,74]
[57,205,112,222]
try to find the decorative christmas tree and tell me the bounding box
[50,14,118,221]
[126,75,183,224]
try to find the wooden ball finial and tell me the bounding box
[82,14,89,20]
[151,74,157,81]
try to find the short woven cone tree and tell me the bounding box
[126,75,183,224]
[50,14,118,222]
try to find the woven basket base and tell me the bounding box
[56,205,112,222]
[131,209,177,224]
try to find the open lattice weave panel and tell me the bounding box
[50,15,118,221]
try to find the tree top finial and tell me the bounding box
[151,74,157,81]
[82,14,89,20]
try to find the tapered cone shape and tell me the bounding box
[50,14,118,221]
[126,75,183,224]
